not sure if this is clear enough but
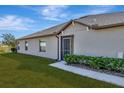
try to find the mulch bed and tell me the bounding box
[69,64,124,77]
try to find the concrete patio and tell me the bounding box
[49,61,124,87]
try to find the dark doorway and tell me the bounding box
[61,36,73,60]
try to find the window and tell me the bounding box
[17,42,20,50]
[25,41,28,50]
[39,41,46,52]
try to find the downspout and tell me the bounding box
[56,35,59,61]
[55,20,73,61]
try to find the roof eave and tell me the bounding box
[17,33,57,40]
[92,23,124,30]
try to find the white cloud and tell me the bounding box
[40,5,69,21]
[20,5,116,21]
[0,15,35,31]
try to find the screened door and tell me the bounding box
[61,36,73,60]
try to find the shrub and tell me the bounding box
[64,54,79,64]
[11,48,17,53]
[64,54,124,73]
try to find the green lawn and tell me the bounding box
[0,53,120,88]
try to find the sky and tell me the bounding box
[0,5,124,40]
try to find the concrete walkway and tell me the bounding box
[49,61,124,87]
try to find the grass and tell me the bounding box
[0,53,121,88]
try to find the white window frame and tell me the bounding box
[17,42,20,50]
[39,41,46,52]
[25,41,28,51]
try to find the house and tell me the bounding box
[17,12,124,60]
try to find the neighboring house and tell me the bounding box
[17,12,124,60]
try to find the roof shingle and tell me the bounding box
[18,12,124,40]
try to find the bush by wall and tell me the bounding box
[64,54,124,73]
[11,48,17,53]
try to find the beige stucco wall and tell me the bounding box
[17,36,58,59]
[18,22,124,60]
[59,22,124,59]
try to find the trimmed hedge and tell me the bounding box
[64,54,124,73]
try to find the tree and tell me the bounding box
[1,33,16,48]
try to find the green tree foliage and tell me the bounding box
[1,33,16,48]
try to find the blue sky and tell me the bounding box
[0,5,124,39]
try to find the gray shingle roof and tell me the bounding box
[18,12,124,40]
[18,21,70,40]
[76,12,124,29]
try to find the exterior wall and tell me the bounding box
[59,22,124,59]
[17,36,58,59]
[18,22,124,60]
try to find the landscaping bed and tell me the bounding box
[70,63,124,77]
[64,54,124,77]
